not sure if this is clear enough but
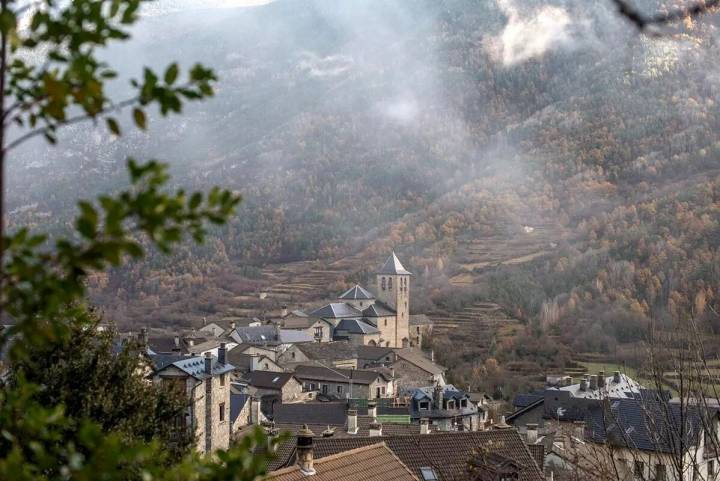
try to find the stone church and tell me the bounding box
[306,253,413,348]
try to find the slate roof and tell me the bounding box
[272,401,348,426]
[295,341,358,361]
[230,393,249,423]
[278,329,314,343]
[147,336,181,354]
[377,252,412,276]
[226,351,278,372]
[248,371,298,390]
[405,385,478,420]
[362,301,396,318]
[335,318,380,335]
[229,326,313,345]
[154,353,234,379]
[513,393,544,408]
[270,430,544,481]
[309,303,362,319]
[338,285,375,300]
[585,398,710,453]
[394,348,445,375]
[267,442,419,481]
[294,365,389,385]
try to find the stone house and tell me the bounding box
[294,364,395,400]
[390,348,446,391]
[280,315,334,343]
[151,345,234,454]
[245,371,305,416]
[230,392,251,436]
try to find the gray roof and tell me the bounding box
[278,329,314,343]
[154,353,234,379]
[248,371,298,389]
[394,348,445,375]
[335,318,380,335]
[362,301,395,318]
[309,303,362,319]
[294,365,389,385]
[230,393,249,423]
[229,325,313,345]
[376,252,412,275]
[338,285,375,300]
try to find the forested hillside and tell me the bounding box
[8,0,720,370]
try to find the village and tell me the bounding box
[124,254,720,481]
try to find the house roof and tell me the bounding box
[154,353,234,379]
[226,351,278,372]
[309,303,363,319]
[282,316,330,330]
[248,371,298,390]
[230,325,278,344]
[272,401,348,426]
[377,252,412,276]
[335,318,380,335]
[147,336,181,354]
[513,393,545,408]
[294,365,389,385]
[278,329,315,343]
[394,348,445,375]
[338,285,375,301]
[270,430,543,481]
[362,301,395,318]
[267,442,419,481]
[230,393,249,423]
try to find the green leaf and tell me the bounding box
[132,108,146,130]
[106,117,121,136]
[164,63,179,85]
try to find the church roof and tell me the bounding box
[336,318,380,335]
[309,303,362,319]
[338,285,375,300]
[377,252,412,276]
[362,301,396,318]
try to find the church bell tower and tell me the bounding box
[376,252,411,347]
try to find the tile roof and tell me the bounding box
[267,442,419,481]
[294,365,389,385]
[394,348,445,375]
[309,303,362,319]
[153,353,234,379]
[335,318,380,335]
[338,285,375,300]
[248,371,298,390]
[271,430,543,481]
[377,252,412,276]
[361,301,396,318]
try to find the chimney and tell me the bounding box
[322,426,334,438]
[589,374,598,390]
[368,420,383,437]
[526,423,538,444]
[434,383,444,410]
[297,425,316,476]
[218,343,227,364]
[579,377,588,391]
[573,421,586,440]
[266,421,279,453]
[188,338,195,347]
[367,400,377,419]
[430,350,435,362]
[204,352,212,375]
[598,371,605,388]
[174,335,180,349]
[139,327,148,346]
[613,371,621,383]
[251,398,262,424]
[281,306,288,318]
[203,317,207,326]
[420,418,430,435]
[347,409,358,435]
[230,321,236,330]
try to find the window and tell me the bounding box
[220,373,226,386]
[337,385,344,394]
[321,384,328,394]
[654,464,666,481]
[634,461,645,480]
[460,399,467,408]
[291,352,296,359]
[709,460,715,477]
[384,319,388,326]
[420,467,438,481]
[219,403,225,422]
[446,400,455,409]
[360,302,363,307]
[419,401,430,410]
[314,326,323,339]
[388,277,393,289]
[381,277,386,290]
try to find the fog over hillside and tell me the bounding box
[8,0,720,348]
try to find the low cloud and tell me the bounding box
[298,52,354,78]
[487,0,572,66]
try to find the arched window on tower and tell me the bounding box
[381,277,386,290]
[388,277,393,290]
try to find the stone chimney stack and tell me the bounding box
[230,321,236,330]
[297,425,316,476]
[218,343,227,364]
[174,335,180,349]
[281,306,288,318]
[526,423,538,444]
[367,400,377,419]
[347,409,358,435]
[573,421,586,440]
[589,374,598,390]
[433,383,444,410]
[139,327,148,346]
[188,338,195,347]
[420,418,430,435]
[598,371,605,388]
[368,420,383,437]
[579,377,588,391]
[204,352,212,375]
[613,371,621,383]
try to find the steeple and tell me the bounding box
[377,251,412,276]
[375,252,411,348]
